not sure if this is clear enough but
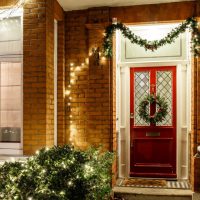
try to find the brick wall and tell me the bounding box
[0,0,64,154]
[0,0,15,7]
[46,0,54,146]
[65,1,200,189]
[65,10,88,148]
[65,8,113,150]
[23,0,47,154]
[1,0,200,192]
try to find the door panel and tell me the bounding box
[130,66,176,178]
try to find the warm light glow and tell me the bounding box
[70,79,75,84]
[70,67,74,71]
[36,150,39,155]
[76,66,81,71]
[17,0,25,6]
[69,97,72,100]
[101,56,106,61]
[85,58,89,65]
[70,63,74,67]
[68,102,71,106]
[65,90,71,96]
[70,115,72,118]
[68,85,71,88]
[89,52,92,56]
[70,72,75,77]
[81,63,85,66]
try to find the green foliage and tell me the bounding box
[103,17,200,57]
[138,94,168,124]
[0,145,114,200]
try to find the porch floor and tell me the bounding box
[116,178,191,189]
[113,186,193,196]
[113,186,193,200]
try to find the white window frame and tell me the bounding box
[0,8,23,155]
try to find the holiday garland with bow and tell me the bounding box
[103,17,200,57]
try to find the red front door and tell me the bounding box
[130,66,176,178]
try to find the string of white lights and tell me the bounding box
[66,61,87,145]
[0,0,25,20]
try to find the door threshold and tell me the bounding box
[116,178,191,190]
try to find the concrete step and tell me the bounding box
[113,186,193,200]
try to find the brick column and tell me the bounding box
[23,0,47,154]
[23,0,64,154]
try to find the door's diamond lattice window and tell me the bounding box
[156,71,172,126]
[134,72,150,126]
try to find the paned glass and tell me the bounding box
[134,72,150,126]
[156,71,172,126]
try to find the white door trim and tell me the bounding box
[54,20,58,146]
[117,62,191,179]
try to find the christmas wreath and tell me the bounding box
[138,94,168,124]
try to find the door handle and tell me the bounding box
[130,113,134,119]
[131,142,134,148]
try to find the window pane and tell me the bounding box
[134,71,150,126]
[0,62,22,143]
[156,71,173,126]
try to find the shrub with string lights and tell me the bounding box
[0,145,113,200]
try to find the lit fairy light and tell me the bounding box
[68,181,72,186]
[70,79,75,84]
[35,150,39,155]
[85,58,89,65]
[70,72,75,77]
[76,66,81,71]
[67,62,87,145]
[60,191,65,195]
[101,56,106,61]
[65,90,71,96]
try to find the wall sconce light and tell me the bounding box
[89,47,106,67]
[90,47,101,66]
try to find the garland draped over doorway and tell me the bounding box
[103,17,200,57]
